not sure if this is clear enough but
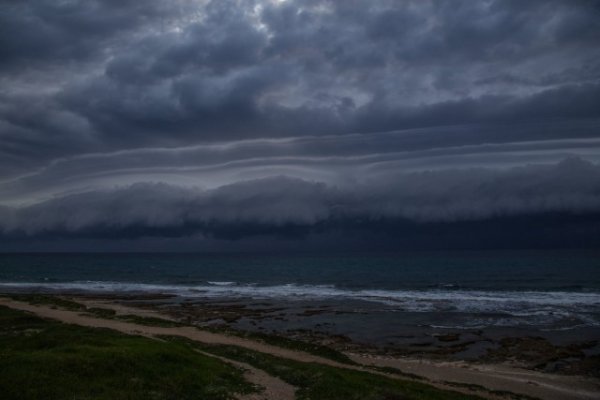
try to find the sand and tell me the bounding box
[195,349,296,400]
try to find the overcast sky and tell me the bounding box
[1,0,600,251]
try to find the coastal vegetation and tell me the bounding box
[0,305,256,400]
[0,298,487,400]
[167,336,482,400]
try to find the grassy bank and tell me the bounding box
[5,294,353,362]
[167,336,483,400]
[209,326,356,365]
[0,305,256,400]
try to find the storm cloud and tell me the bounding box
[1,0,599,250]
[2,158,600,246]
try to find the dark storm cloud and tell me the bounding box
[70,0,600,144]
[2,0,600,169]
[2,158,599,239]
[0,0,188,71]
[1,0,600,249]
[2,124,600,206]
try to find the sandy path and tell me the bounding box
[0,298,352,366]
[350,354,600,400]
[73,297,600,400]
[76,299,180,321]
[0,298,296,400]
[0,298,490,398]
[194,349,296,400]
[2,298,599,400]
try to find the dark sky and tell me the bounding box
[1,0,600,251]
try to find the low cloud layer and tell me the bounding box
[2,158,599,241]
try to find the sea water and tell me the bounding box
[1,250,599,331]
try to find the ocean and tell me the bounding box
[1,250,600,333]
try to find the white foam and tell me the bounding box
[1,281,599,328]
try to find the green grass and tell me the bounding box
[441,381,540,400]
[0,301,488,400]
[166,337,485,400]
[85,307,184,327]
[0,295,529,399]
[6,294,354,363]
[116,313,185,327]
[0,306,256,400]
[86,306,118,318]
[4,294,185,328]
[212,327,356,365]
[250,331,355,365]
[6,294,86,311]
[368,365,428,381]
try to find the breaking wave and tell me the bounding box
[1,280,599,327]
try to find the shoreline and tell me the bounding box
[15,288,596,374]
[2,292,599,399]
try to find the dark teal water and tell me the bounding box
[1,250,599,290]
[1,250,599,330]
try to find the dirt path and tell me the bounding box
[0,297,488,398]
[2,298,599,400]
[75,297,600,400]
[350,354,600,400]
[0,298,347,365]
[1,298,296,400]
[194,349,296,400]
[76,298,180,322]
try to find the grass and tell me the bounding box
[440,381,540,400]
[86,306,118,318]
[117,313,185,327]
[211,326,356,365]
[0,295,508,399]
[5,294,354,363]
[0,298,490,400]
[5,294,185,328]
[166,337,485,400]
[6,293,86,311]
[368,365,428,381]
[0,306,256,400]
[85,306,184,327]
